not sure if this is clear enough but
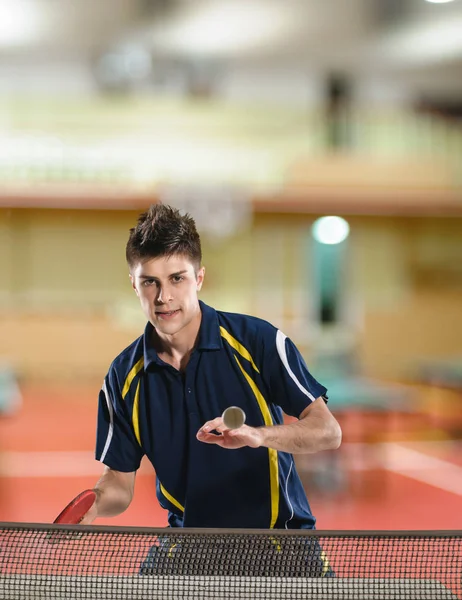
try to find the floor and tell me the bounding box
[0,382,461,531]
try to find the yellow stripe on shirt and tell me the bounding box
[132,379,141,446]
[220,327,260,373]
[160,483,185,513]
[234,355,279,529]
[122,356,144,399]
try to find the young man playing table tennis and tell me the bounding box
[82,204,341,573]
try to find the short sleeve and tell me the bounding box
[266,330,327,418]
[95,368,144,472]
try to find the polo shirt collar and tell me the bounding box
[143,300,222,368]
[196,300,222,350]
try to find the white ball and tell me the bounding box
[222,406,246,430]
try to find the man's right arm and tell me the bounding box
[80,466,136,524]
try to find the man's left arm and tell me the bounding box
[197,326,341,453]
[197,397,341,453]
[251,397,341,453]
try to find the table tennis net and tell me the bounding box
[0,523,460,599]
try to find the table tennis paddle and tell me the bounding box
[53,489,96,524]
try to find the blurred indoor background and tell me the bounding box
[0,0,461,530]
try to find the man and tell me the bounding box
[82,204,341,534]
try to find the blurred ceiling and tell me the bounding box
[1,0,462,103]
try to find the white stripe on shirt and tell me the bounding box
[99,378,114,463]
[284,458,295,529]
[275,330,316,402]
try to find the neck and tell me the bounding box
[153,308,202,370]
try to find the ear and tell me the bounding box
[196,266,205,292]
[129,273,140,297]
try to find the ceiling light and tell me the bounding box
[376,15,462,64]
[0,2,43,47]
[425,0,455,4]
[312,217,350,245]
[152,1,292,57]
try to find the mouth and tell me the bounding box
[155,309,180,320]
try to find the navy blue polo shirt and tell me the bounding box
[96,301,327,529]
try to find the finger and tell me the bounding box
[228,425,262,448]
[215,423,230,433]
[79,514,94,525]
[198,417,224,435]
[196,428,218,440]
[196,431,226,446]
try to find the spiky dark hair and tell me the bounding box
[126,204,202,270]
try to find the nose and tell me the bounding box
[155,284,173,305]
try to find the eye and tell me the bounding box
[172,275,184,283]
[143,279,156,287]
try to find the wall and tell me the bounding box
[0,208,461,382]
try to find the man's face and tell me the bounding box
[130,254,205,338]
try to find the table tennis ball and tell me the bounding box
[222,406,246,429]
